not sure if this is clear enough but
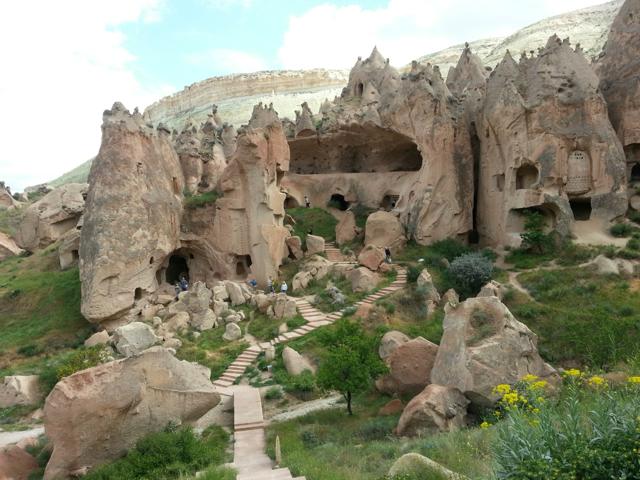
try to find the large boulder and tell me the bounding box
[416,269,441,303]
[16,183,88,251]
[336,211,357,245]
[306,235,325,256]
[0,231,23,261]
[43,348,220,480]
[477,280,504,299]
[270,294,297,319]
[591,254,620,275]
[292,271,312,292]
[112,322,159,357]
[388,453,469,480]
[376,337,438,395]
[286,236,304,260]
[222,322,242,341]
[364,211,405,253]
[0,445,38,480]
[84,330,111,348]
[225,281,246,306]
[358,244,385,271]
[282,347,315,376]
[431,296,555,406]
[396,384,469,436]
[379,330,410,361]
[58,229,81,270]
[0,375,42,408]
[348,267,379,292]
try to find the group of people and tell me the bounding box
[174,275,189,299]
[267,276,288,294]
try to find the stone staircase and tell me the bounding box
[324,241,343,262]
[212,267,407,479]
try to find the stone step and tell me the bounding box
[234,421,266,431]
[237,468,297,480]
[213,379,233,388]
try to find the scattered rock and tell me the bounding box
[378,398,404,416]
[0,231,23,261]
[0,376,43,408]
[282,346,315,376]
[358,244,386,271]
[213,285,229,301]
[376,337,438,395]
[364,211,405,253]
[84,330,111,348]
[112,322,159,357]
[416,269,441,303]
[292,271,313,291]
[379,331,410,361]
[477,280,504,299]
[431,296,556,407]
[336,211,357,245]
[270,293,297,319]
[591,254,620,275]
[43,348,220,480]
[225,282,246,306]
[306,235,325,256]
[286,236,304,259]
[264,345,276,362]
[222,322,242,341]
[388,452,469,480]
[355,302,374,319]
[348,267,379,292]
[0,445,38,480]
[396,384,469,436]
[278,323,289,334]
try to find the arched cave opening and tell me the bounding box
[288,126,423,174]
[328,194,350,211]
[356,82,364,97]
[516,164,539,190]
[381,194,399,211]
[134,288,143,300]
[631,163,640,183]
[166,254,189,285]
[284,195,300,209]
[236,255,252,277]
[569,199,592,221]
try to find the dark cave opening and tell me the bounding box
[516,164,539,190]
[328,194,350,211]
[569,199,592,221]
[166,255,189,285]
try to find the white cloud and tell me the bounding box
[200,0,253,10]
[0,0,174,191]
[186,48,268,74]
[278,0,610,70]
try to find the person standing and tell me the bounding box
[280,281,288,294]
[384,247,392,264]
[304,195,311,208]
[267,276,275,294]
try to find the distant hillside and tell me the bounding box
[416,0,622,74]
[48,158,93,188]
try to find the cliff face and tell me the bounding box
[415,0,622,74]
[143,69,348,130]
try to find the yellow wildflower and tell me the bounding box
[627,376,640,384]
[502,392,519,405]
[531,380,548,390]
[562,368,582,377]
[588,376,607,388]
[493,384,511,395]
[480,421,491,429]
[522,374,538,383]
[532,407,540,414]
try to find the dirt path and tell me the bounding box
[0,426,43,448]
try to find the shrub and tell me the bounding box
[39,345,108,394]
[610,222,634,237]
[357,416,397,441]
[183,190,220,209]
[520,211,551,254]
[448,253,493,297]
[407,265,422,283]
[84,426,229,480]
[265,386,284,400]
[429,238,471,261]
[628,210,640,225]
[626,237,640,251]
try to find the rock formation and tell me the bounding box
[597,0,640,182]
[431,296,555,406]
[80,103,184,326]
[16,183,87,251]
[43,348,220,480]
[478,36,627,247]
[376,337,438,395]
[0,375,42,408]
[0,231,23,260]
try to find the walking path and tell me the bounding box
[211,243,407,479]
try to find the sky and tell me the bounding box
[0,0,610,191]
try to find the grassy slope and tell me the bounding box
[0,247,92,376]
[287,207,337,244]
[48,158,92,188]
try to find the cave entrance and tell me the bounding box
[355,82,364,97]
[236,255,252,276]
[166,254,189,285]
[569,199,592,221]
[284,195,299,209]
[328,194,350,211]
[516,164,539,190]
[381,194,400,211]
[631,163,640,183]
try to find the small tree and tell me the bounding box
[317,319,387,415]
[448,252,493,297]
[520,210,548,254]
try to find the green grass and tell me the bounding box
[243,304,307,342]
[0,404,39,431]
[0,207,23,236]
[265,391,495,480]
[48,158,92,187]
[504,266,640,368]
[84,425,232,480]
[287,207,338,243]
[177,327,248,380]
[184,190,220,209]
[0,248,92,377]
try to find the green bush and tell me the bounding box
[84,426,230,480]
[610,222,635,238]
[520,210,552,254]
[357,416,397,441]
[447,253,493,297]
[628,210,640,225]
[39,345,108,394]
[407,265,422,283]
[494,386,640,479]
[183,190,220,209]
[265,386,284,400]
